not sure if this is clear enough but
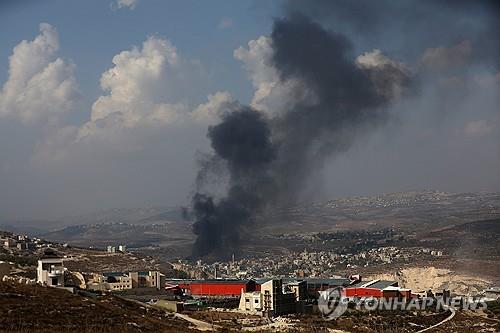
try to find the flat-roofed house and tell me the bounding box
[37,249,65,287]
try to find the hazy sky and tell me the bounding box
[0,0,498,220]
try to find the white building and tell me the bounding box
[87,270,165,291]
[89,272,132,291]
[240,291,262,312]
[239,279,296,316]
[37,251,65,287]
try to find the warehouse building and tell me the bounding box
[298,278,352,298]
[344,279,411,300]
[168,279,258,297]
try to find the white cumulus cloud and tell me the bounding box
[356,49,412,100]
[27,33,231,165]
[234,36,317,116]
[191,91,237,125]
[77,35,233,142]
[0,23,79,125]
[78,36,186,139]
[113,0,139,10]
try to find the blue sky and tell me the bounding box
[0,0,279,109]
[0,0,289,219]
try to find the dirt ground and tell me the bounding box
[1,280,498,332]
[0,281,196,333]
[431,310,500,332]
[367,266,492,295]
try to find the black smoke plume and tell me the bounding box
[284,0,500,69]
[191,108,276,258]
[189,1,500,258]
[190,13,413,259]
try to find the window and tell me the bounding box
[255,299,259,303]
[245,298,250,302]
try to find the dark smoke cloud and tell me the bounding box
[190,14,412,259]
[272,14,382,109]
[284,0,500,69]
[209,107,275,178]
[268,14,409,200]
[190,1,499,259]
[191,108,276,258]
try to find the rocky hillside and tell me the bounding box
[0,281,195,333]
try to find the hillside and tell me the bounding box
[2,191,498,261]
[0,207,187,235]
[0,281,195,333]
[39,222,194,249]
[261,190,500,234]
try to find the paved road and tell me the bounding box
[415,306,456,333]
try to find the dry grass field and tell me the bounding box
[0,281,196,333]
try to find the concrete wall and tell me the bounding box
[37,258,64,287]
[259,279,296,316]
[155,300,184,312]
[130,272,139,288]
[108,276,132,290]
[239,291,262,312]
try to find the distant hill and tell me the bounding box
[3,190,499,256]
[260,190,500,234]
[57,206,187,226]
[0,222,50,236]
[39,221,194,249]
[0,206,188,236]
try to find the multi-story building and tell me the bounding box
[130,271,165,289]
[16,242,36,251]
[239,279,296,316]
[105,272,133,290]
[37,250,65,287]
[239,291,262,312]
[88,271,165,291]
[106,244,126,253]
[286,280,307,301]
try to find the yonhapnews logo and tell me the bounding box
[317,287,348,320]
[318,287,488,321]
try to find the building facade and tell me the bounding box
[37,256,65,287]
[239,279,296,316]
[88,271,165,291]
[344,280,411,300]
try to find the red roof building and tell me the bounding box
[344,280,411,299]
[166,279,258,297]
